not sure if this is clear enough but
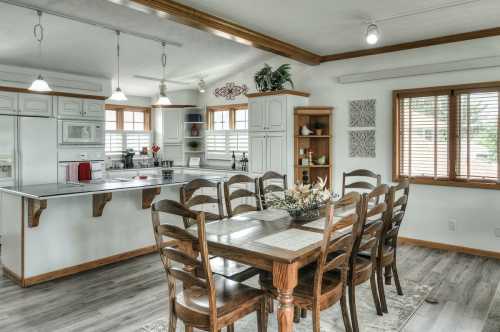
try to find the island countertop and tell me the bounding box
[0,174,223,199]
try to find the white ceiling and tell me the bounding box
[0,0,268,96]
[175,0,500,54]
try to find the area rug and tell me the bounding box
[139,278,432,332]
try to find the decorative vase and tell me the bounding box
[301,125,313,136]
[315,129,323,135]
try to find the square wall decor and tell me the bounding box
[349,130,376,158]
[349,99,376,127]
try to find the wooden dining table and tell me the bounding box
[182,207,354,332]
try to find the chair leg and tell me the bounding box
[392,262,403,296]
[370,270,383,316]
[348,283,360,332]
[293,305,301,323]
[185,325,193,332]
[267,297,274,313]
[340,292,353,332]
[301,308,307,318]
[227,323,235,332]
[384,265,392,285]
[376,263,388,313]
[257,298,268,332]
[168,307,177,332]
[312,305,321,332]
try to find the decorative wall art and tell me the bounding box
[349,130,376,158]
[214,82,248,100]
[349,99,376,127]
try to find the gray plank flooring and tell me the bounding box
[1,245,499,331]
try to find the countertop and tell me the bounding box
[105,166,248,174]
[0,174,223,200]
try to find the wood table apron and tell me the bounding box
[184,210,353,332]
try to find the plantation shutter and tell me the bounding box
[206,130,248,159]
[398,94,449,179]
[105,131,123,155]
[125,131,152,152]
[456,90,499,182]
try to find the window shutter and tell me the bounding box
[398,94,449,179]
[206,130,248,160]
[457,91,499,182]
[125,131,152,152]
[105,131,123,155]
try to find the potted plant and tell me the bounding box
[254,64,294,92]
[313,122,326,136]
[188,141,200,150]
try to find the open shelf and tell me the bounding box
[295,135,331,138]
[185,150,205,153]
[295,165,331,168]
[184,121,205,124]
[185,136,204,139]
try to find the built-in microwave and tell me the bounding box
[59,120,105,145]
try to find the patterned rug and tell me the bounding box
[139,278,431,332]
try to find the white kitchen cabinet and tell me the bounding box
[83,99,105,120]
[248,95,287,132]
[163,109,183,144]
[19,94,53,117]
[248,98,267,131]
[249,133,267,174]
[249,132,286,175]
[0,91,18,115]
[58,97,83,119]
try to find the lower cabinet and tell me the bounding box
[249,132,286,175]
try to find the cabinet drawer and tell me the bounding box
[0,91,18,115]
[57,97,83,119]
[19,94,53,117]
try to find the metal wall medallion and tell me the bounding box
[214,82,249,100]
[349,130,376,158]
[349,99,376,127]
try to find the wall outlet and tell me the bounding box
[448,219,457,232]
[494,227,500,238]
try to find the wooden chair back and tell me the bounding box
[381,180,410,251]
[224,174,261,217]
[180,178,224,228]
[151,199,217,322]
[342,169,382,200]
[258,171,287,210]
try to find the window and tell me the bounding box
[393,82,500,189]
[206,104,248,159]
[105,105,152,155]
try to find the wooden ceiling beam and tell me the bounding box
[129,0,321,65]
[321,26,500,62]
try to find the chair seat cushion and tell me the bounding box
[210,256,260,282]
[176,275,263,317]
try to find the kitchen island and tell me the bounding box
[0,173,223,287]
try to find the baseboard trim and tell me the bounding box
[2,266,23,286]
[21,245,157,287]
[398,237,500,260]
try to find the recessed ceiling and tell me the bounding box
[0,0,269,96]
[174,0,500,55]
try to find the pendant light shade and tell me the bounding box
[198,79,206,93]
[109,30,127,101]
[29,11,52,92]
[365,23,380,45]
[155,42,172,106]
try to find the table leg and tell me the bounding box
[273,262,298,332]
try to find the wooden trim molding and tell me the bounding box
[0,86,107,100]
[321,26,500,62]
[398,237,500,260]
[206,103,248,111]
[246,90,310,98]
[27,199,47,228]
[151,104,197,109]
[92,193,112,217]
[130,0,321,65]
[2,266,23,286]
[18,245,158,287]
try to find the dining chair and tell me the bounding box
[260,193,360,332]
[224,174,262,217]
[180,178,259,283]
[258,171,287,210]
[372,180,410,313]
[343,184,388,332]
[151,199,268,332]
[342,169,382,203]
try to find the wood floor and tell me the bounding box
[1,244,500,331]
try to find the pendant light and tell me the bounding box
[365,23,380,45]
[155,42,172,106]
[110,30,127,101]
[29,11,52,92]
[198,78,206,93]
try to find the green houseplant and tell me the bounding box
[254,64,294,92]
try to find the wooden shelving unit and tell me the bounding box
[294,107,333,189]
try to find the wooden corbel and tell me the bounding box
[142,187,161,209]
[93,193,112,217]
[27,198,47,228]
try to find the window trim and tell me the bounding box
[393,81,500,190]
[105,104,151,131]
[207,103,248,130]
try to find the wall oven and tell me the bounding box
[59,120,105,145]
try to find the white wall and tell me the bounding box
[105,95,152,107]
[199,36,500,252]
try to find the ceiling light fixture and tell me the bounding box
[155,41,172,106]
[198,78,206,93]
[109,30,128,101]
[29,11,52,92]
[365,23,380,45]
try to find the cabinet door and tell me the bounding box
[0,91,18,115]
[163,110,183,143]
[58,97,83,119]
[248,98,266,131]
[19,94,52,117]
[249,133,266,175]
[83,99,105,120]
[266,132,286,174]
[266,95,286,131]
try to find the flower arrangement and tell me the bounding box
[268,177,333,221]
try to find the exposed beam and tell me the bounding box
[321,26,500,62]
[128,0,321,65]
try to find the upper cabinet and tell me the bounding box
[0,91,18,115]
[57,96,104,120]
[163,109,184,144]
[19,94,53,117]
[248,95,286,132]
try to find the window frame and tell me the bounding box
[105,104,151,131]
[393,81,500,190]
[207,103,248,130]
